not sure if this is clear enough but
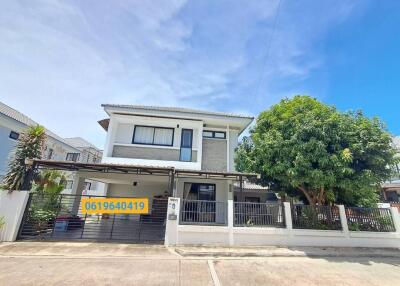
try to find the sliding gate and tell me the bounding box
[18,193,168,243]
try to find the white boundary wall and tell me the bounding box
[165,199,400,248]
[0,191,30,242]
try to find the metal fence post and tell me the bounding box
[228,200,234,246]
[390,207,400,233]
[338,205,349,235]
[283,202,292,230]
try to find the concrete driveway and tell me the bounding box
[0,242,399,286]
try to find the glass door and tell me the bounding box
[180,129,193,162]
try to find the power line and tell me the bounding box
[252,0,283,99]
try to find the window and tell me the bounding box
[132,125,174,146]
[183,183,216,201]
[180,129,193,162]
[84,182,91,190]
[66,153,80,162]
[202,130,226,139]
[47,148,54,160]
[65,180,73,189]
[9,131,19,140]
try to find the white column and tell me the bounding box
[197,122,203,170]
[165,197,180,246]
[390,207,400,233]
[70,174,86,215]
[226,125,230,172]
[283,202,292,230]
[228,200,234,246]
[338,205,349,236]
[103,116,118,159]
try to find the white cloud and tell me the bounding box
[0,0,362,147]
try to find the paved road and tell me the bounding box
[0,242,399,286]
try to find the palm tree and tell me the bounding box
[1,125,46,191]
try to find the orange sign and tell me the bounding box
[81,198,149,214]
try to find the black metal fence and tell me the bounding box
[345,207,395,232]
[180,200,227,225]
[291,204,342,230]
[18,193,168,243]
[234,202,285,227]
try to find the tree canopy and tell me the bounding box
[235,96,398,206]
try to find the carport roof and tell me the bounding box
[26,159,258,180]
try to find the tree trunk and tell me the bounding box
[298,185,325,205]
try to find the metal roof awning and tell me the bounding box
[26,159,259,180]
[26,159,174,176]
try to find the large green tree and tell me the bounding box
[235,96,398,206]
[1,125,46,191]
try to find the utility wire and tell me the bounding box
[252,0,283,99]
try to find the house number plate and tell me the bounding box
[81,198,149,214]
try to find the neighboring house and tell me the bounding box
[62,137,104,196]
[233,181,278,203]
[381,136,400,202]
[0,101,80,181]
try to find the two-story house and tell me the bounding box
[96,104,254,206]
[26,104,257,242]
[0,101,80,181]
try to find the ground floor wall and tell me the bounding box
[165,198,400,249]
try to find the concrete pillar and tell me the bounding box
[228,200,234,246]
[70,175,86,216]
[165,197,180,246]
[283,202,292,230]
[0,191,30,241]
[338,205,349,235]
[390,207,400,233]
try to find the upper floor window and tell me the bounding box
[203,130,226,139]
[9,131,19,140]
[132,125,174,146]
[66,153,80,162]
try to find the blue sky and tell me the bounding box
[0,0,399,148]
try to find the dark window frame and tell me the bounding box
[184,182,216,201]
[9,131,19,140]
[66,153,80,162]
[84,182,92,190]
[132,125,175,147]
[202,130,226,139]
[65,180,73,189]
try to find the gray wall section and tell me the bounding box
[112,145,198,162]
[201,139,227,172]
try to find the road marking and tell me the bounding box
[207,260,221,286]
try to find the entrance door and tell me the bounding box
[182,183,217,224]
[180,129,193,162]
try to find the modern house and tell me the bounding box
[23,104,258,242]
[95,104,255,202]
